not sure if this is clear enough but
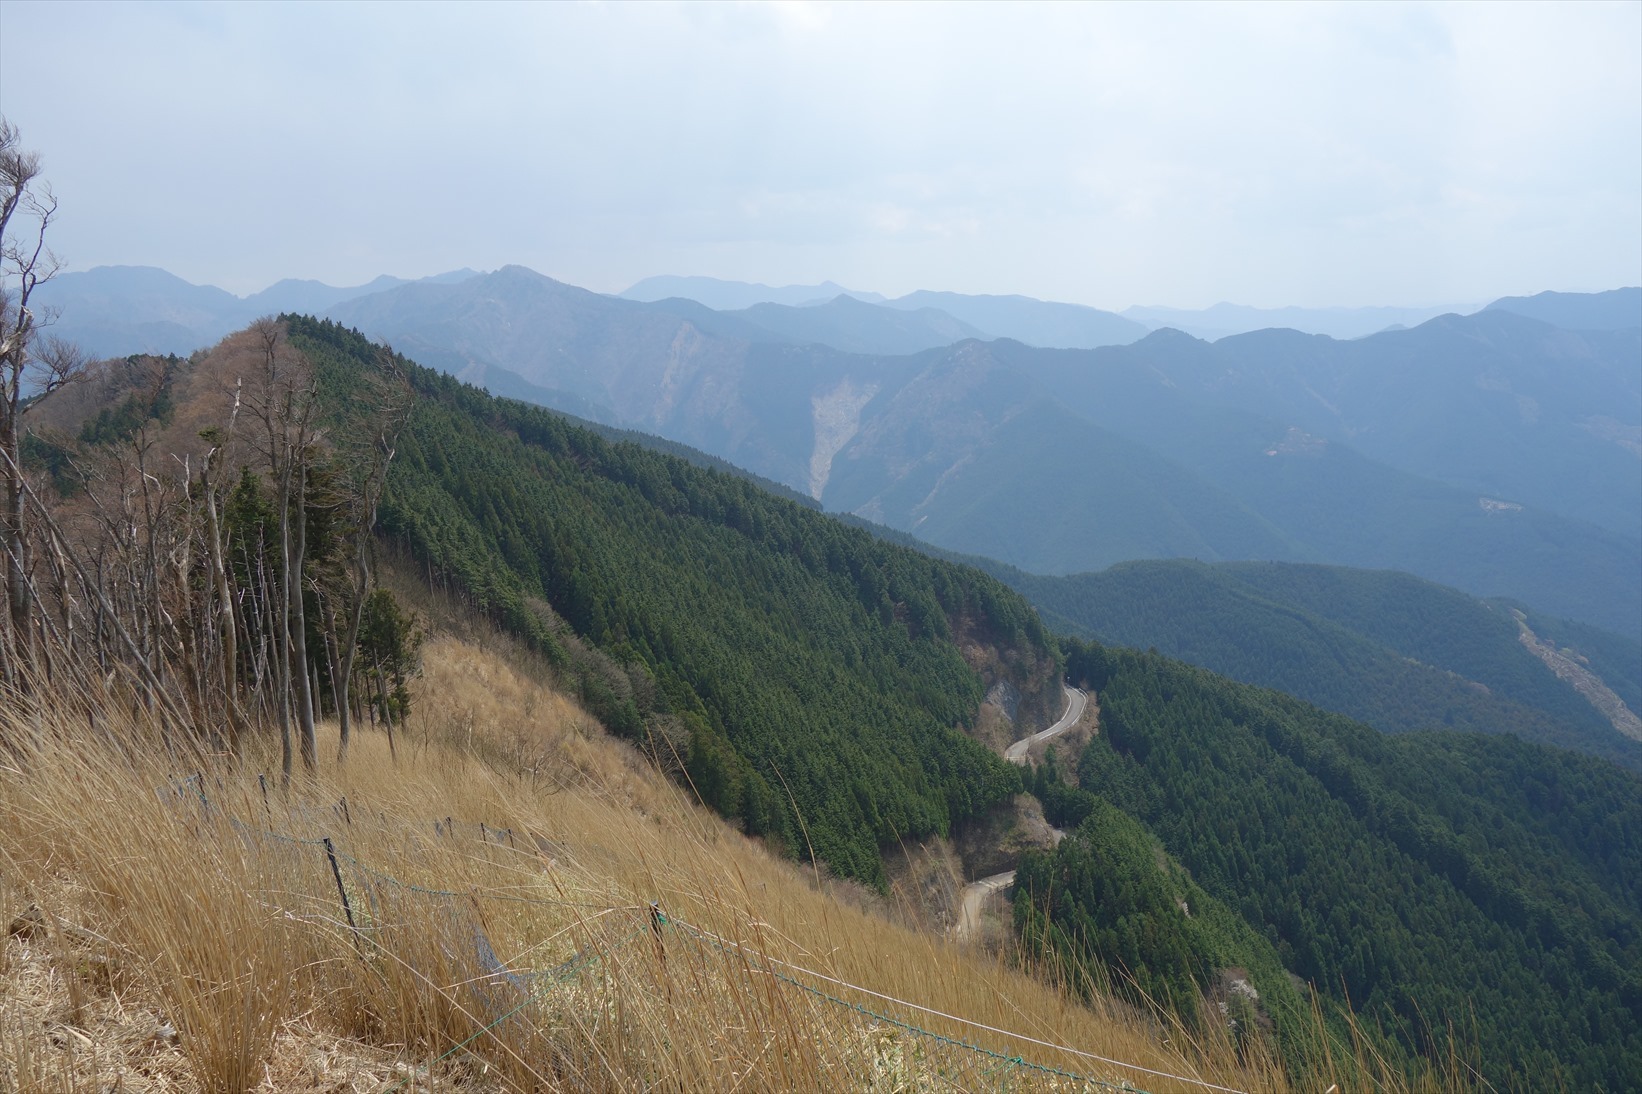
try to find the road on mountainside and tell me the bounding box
[1004,685,1086,764]
[954,870,1018,941]
[952,685,1087,941]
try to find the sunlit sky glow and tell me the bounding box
[2,0,1638,308]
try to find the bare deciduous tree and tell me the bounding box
[242,317,324,780]
[1,117,83,690]
[335,345,412,761]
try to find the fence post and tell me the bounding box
[650,901,666,958]
[322,837,363,956]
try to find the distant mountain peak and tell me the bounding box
[1136,326,1207,346]
[1484,287,1641,332]
[32,265,485,359]
[620,275,883,310]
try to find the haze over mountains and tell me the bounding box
[31,264,483,359]
[622,275,1150,347]
[1123,301,1475,341]
[36,264,1642,638]
[323,269,1639,636]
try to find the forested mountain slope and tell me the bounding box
[1019,311,1641,539]
[720,294,990,355]
[294,312,1640,1087]
[995,559,1642,769]
[827,335,1639,636]
[291,317,1061,886]
[323,273,1639,636]
[1043,640,1642,1090]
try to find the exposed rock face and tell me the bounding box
[1513,610,1642,743]
[1213,968,1275,1034]
[985,679,1021,724]
[952,794,1059,881]
[951,610,1062,744]
[808,377,878,499]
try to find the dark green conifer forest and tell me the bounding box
[1033,638,1642,1089]
[292,317,1043,886]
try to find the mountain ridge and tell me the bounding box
[318,274,1639,636]
[32,263,483,358]
[987,557,1642,769]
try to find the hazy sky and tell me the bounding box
[2,1,1638,309]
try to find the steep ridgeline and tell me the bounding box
[289,318,1060,887]
[1486,286,1642,331]
[325,273,1640,637]
[1037,640,1642,1090]
[996,559,1642,771]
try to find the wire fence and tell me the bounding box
[151,773,1247,1094]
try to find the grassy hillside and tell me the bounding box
[0,627,1278,1092]
[999,559,1642,769]
[292,317,1059,887]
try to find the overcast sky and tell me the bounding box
[2,1,1637,309]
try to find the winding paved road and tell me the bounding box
[955,870,1017,939]
[1004,684,1086,764]
[953,684,1087,939]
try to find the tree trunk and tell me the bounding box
[2,417,33,687]
[335,550,370,762]
[377,659,397,761]
[292,463,316,773]
[276,460,294,786]
[203,464,241,746]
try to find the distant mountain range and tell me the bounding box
[720,295,992,356]
[32,265,481,358]
[623,276,1492,342]
[1485,287,1642,331]
[44,263,1640,358]
[622,274,886,310]
[316,268,1639,636]
[1119,301,1476,340]
[624,277,1150,348]
[29,262,1641,635]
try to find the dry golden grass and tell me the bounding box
[0,631,1294,1093]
